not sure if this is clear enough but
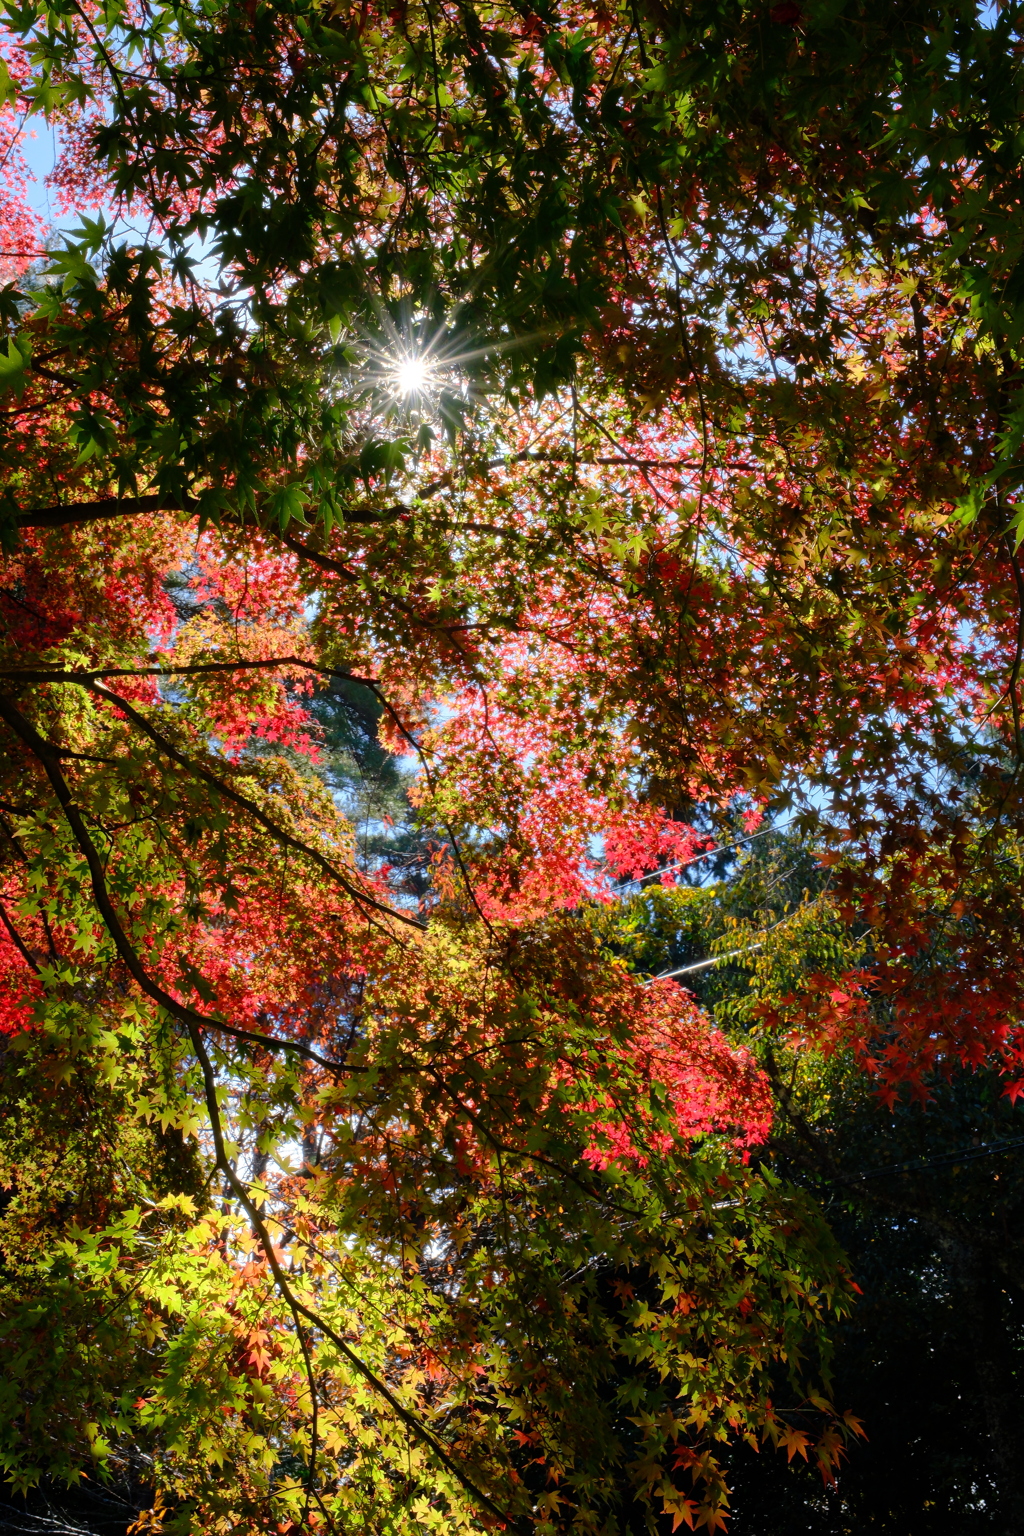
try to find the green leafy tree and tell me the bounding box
[596,832,1024,1532]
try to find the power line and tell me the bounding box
[844,1135,1024,1182]
[616,818,797,891]
[644,911,801,982]
[648,943,764,981]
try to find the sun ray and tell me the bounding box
[340,296,550,428]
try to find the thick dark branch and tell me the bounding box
[0,897,41,975]
[1006,535,1024,760]
[1,657,438,794]
[14,494,409,531]
[16,494,193,529]
[0,657,376,687]
[11,446,690,533]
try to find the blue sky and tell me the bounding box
[18,116,59,227]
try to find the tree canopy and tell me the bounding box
[1,0,1023,1531]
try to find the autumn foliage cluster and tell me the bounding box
[0,0,1023,1532]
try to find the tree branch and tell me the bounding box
[16,494,192,529]
[0,690,365,1073]
[13,494,413,532]
[0,674,424,933]
[187,1018,527,1532]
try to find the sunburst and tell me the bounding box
[347,306,479,424]
[391,352,434,400]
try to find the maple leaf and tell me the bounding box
[779,1427,811,1463]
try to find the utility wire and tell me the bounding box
[647,943,764,981]
[616,818,796,891]
[645,910,802,982]
[843,1134,1024,1182]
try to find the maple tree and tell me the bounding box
[594,835,1024,1531]
[2,0,1024,1531]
